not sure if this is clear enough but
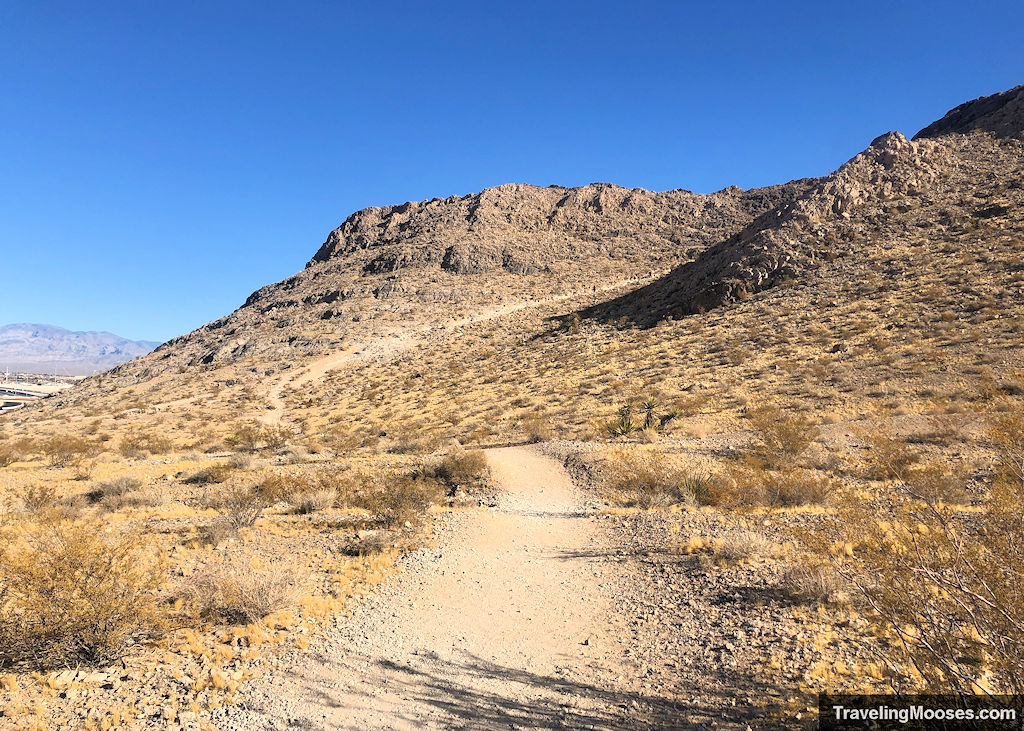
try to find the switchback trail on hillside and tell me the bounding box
[260,277,658,424]
[215,446,680,730]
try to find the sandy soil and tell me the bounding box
[214,446,652,729]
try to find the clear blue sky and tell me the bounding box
[2,1,1022,342]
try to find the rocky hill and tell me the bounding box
[915,84,1024,139]
[39,84,1024,414]
[585,85,1024,323]
[0,324,159,376]
[96,180,810,382]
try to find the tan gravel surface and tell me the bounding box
[215,446,654,729]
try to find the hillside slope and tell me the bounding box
[584,85,1024,323]
[44,180,809,407]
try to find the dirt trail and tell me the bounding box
[216,446,649,730]
[260,277,658,424]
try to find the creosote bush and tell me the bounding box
[0,443,19,468]
[862,427,921,480]
[40,435,97,468]
[746,404,819,464]
[205,484,270,530]
[185,463,235,485]
[810,416,1024,695]
[86,476,143,507]
[226,421,294,452]
[118,432,174,458]
[703,463,834,509]
[0,515,167,669]
[419,448,489,495]
[354,474,442,528]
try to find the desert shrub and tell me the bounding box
[0,443,19,468]
[196,520,235,548]
[354,474,442,528]
[185,463,235,485]
[520,416,553,443]
[423,449,489,494]
[71,459,96,481]
[85,476,143,507]
[601,449,694,508]
[205,484,270,530]
[118,432,174,458]
[226,422,264,452]
[184,556,306,624]
[10,437,36,459]
[917,412,974,446]
[863,428,920,480]
[228,453,253,470]
[0,517,166,669]
[256,472,310,504]
[811,417,1024,695]
[760,467,835,507]
[702,464,833,509]
[715,528,773,562]
[226,422,293,452]
[118,486,166,509]
[746,405,819,464]
[292,489,336,514]
[40,435,96,468]
[340,530,393,556]
[780,562,846,604]
[17,484,60,514]
[313,467,359,506]
[262,424,293,450]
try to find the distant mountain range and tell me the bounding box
[0,324,160,376]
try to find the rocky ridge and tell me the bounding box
[86,180,808,387]
[584,85,1024,322]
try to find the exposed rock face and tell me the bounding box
[113,180,810,381]
[597,132,951,317]
[586,86,1024,322]
[45,84,1024,397]
[309,182,806,277]
[915,85,1024,140]
[0,324,159,375]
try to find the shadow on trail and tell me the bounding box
[364,651,701,729]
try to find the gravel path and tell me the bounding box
[214,446,651,729]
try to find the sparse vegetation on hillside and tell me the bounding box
[2,86,1024,726]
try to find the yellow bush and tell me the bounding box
[0,516,167,669]
[808,417,1024,695]
[746,404,819,464]
[39,435,97,468]
[601,448,699,508]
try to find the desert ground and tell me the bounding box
[2,87,1023,729]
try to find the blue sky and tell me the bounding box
[2,1,1022,342]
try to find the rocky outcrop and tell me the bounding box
[308,182,809,277]
[915,85,1024,140]
[93,179,809,379]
